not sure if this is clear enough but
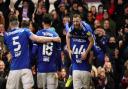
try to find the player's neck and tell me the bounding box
[43,24,51,29]
[10,26,19,30]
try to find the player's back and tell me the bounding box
[36,29,61,73]
[4,28,32,70]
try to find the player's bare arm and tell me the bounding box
[66,32,72,59]
[81,33,94,60]
[30,33,61,43]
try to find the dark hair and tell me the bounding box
[98,4,103,10]
[73,14,81,19]
[21,20,30,28]
[42,14,52,24]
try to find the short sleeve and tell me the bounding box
[52,30,59,37]
[24,28,33,38]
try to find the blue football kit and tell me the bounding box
[69,26,92,71]
[33,28,61,73]
[4,28,32,70]
[65,21,105,65]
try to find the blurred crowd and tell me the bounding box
[0,0,128,89]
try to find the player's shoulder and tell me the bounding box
[20,28,33,38]
[81,21,92,32]
[48,28,59,37]
[36,29,42,35]
[21,28,30,32]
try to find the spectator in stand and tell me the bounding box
[0,12,5,26]
[103,19,116,37]
[81,0,88,11]
[103,60,114,79]
[58,68,69,89]
[107,36,120,88]
[94,26,108,53]
[0,0,10,30]
[95,67,115,89]
[0,24,4,36]
[14,0,35,26]
[96,4,104,21]
[0,24,5,59]
[106,36,118,57]
[96,0,115,22]
[57,2,68,21]
[59,15,71,49]
[0,60,7,89]
[86,11,95,30]
[38,0,50,13]
[120,25,128,60]
[0,23,10,76]
[118,25,128,84]
[94,19,101,29]
[51,10,62,36]
[124,60,128,71]
[101,0,115,16]
[121,69,128,89]
[78,4,88,21]
[101,10,116,36]
[115,2,128,31]
[91,65,98,89]
[70,1,79,17]
[90,5,97,19]
[33,0,48,30]
[61,50,71,70]
[61,0,71,9]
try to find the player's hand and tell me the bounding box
[81,52,87,60]
[52,37,61,43]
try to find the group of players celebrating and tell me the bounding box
[4,13,104,89]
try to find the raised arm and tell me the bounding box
[66,32,72,59]
[14,0,21,10]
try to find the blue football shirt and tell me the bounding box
[33,28,61,73]
[4,28,32,70]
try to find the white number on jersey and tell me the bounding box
[42,42,53,62]
[72,45,85,63]
[12,36,21,57]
